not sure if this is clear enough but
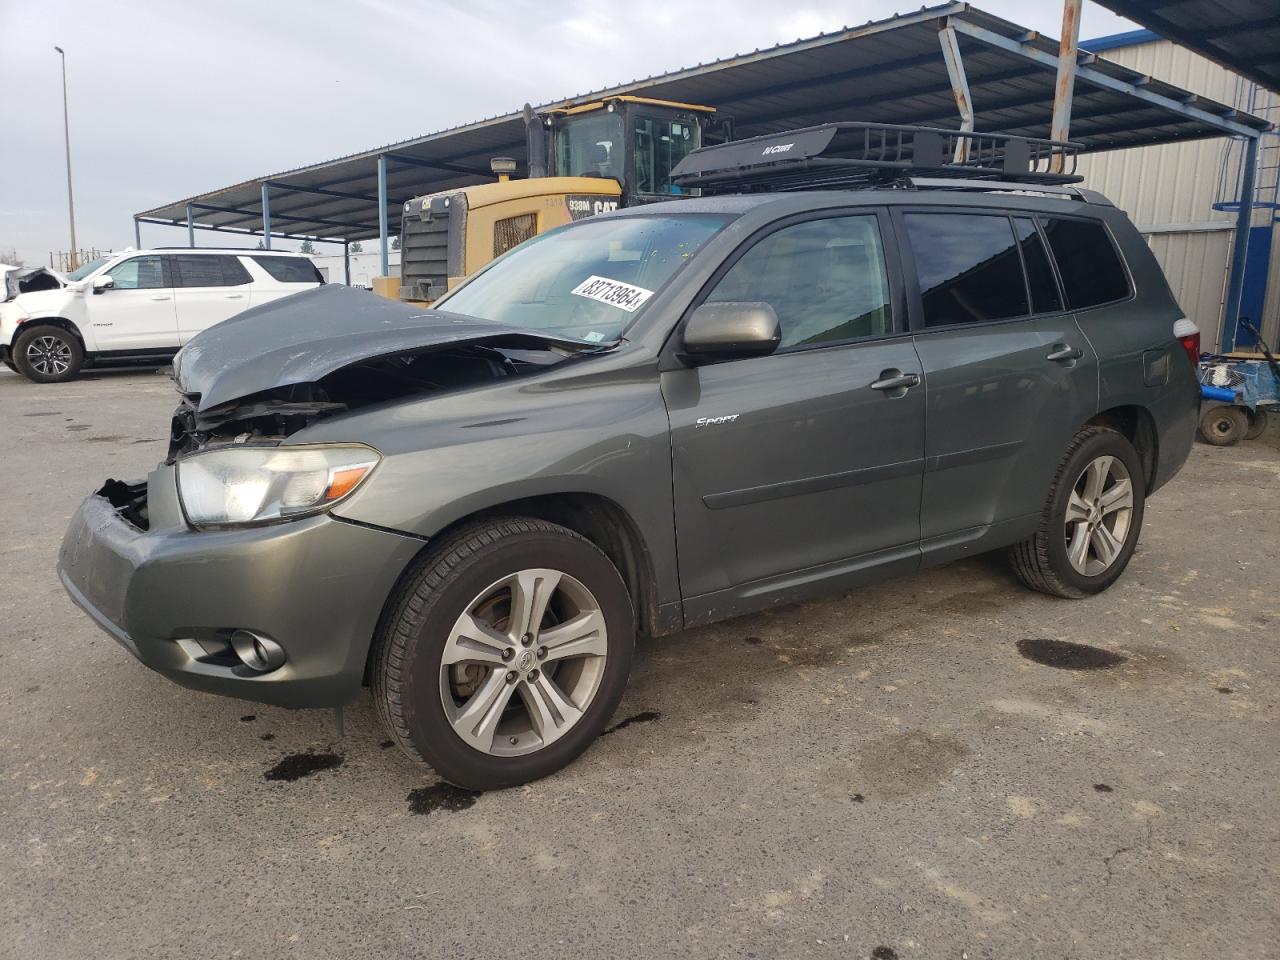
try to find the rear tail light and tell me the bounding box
[1173,318,1200,367]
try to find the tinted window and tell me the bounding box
[1014,218,1063,314]
[173,255,251,288]
[106,255,165,290]
[905,213,1028,326]
[252,256,323,284]
[1041,217,1130,309]
[705,216,892,349]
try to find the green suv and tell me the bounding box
[58,129,1199,789]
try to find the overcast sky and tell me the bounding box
[0,0,1135,265]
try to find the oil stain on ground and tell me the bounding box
[825,731,971,800]
[264,752,343,782]
[602,710,661,736]
[407,783,481,815]
[1017,638,1127,670]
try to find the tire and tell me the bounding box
[1010,426,1146,599]
[12,324,83,383]
[1244,408,1268,441]
[1198,405,1248,446]
[373,517,635,790]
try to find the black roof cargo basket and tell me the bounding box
[671,122,1084,194]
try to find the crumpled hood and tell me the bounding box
[173,285,590,412]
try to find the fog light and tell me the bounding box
[230,630,286,672]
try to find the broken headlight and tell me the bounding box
[177,444,380,527]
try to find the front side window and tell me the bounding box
[905,213,1029,327]
[556,111,625,181]
[106,255,165,290]
[436,214,728,343]
[1041,217,1130,309]
[634,116,701,196]
[704,215,893,349]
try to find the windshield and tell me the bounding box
[556,111,624,180]
[436,215,728,343]
[634,116,702,196]
[65,257,112,281]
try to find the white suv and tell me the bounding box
[0,248,322,383]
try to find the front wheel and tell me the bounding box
[12,324,83,383]
[1010,427,1146,599]
[373,517,635,790]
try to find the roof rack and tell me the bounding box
[149,247,306,253]
[671,122,1084,194]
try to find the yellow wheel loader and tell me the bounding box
[380,97,719,305]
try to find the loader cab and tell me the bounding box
[541,97,718,204]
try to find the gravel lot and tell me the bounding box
[1,364,1276,960]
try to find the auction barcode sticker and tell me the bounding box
[570,275,655,313]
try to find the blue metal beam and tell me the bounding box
[265,180,380,204]
[948,18,1266,140]
[134,217,345,245]
[383,151,492,177]
[261,183,271,250]
[190,202,379,233]
[1223,135,1259,353]
[377,155,389,277]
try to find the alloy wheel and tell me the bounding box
[1063,454,1134,576]
[439,568,608,757]
[25,335,73,376]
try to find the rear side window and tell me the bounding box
[252,255,323,284]
[904,213,1028,326]
[1013,218,1063,314]
[172,255,251,288]
[1041,217,1130,309]
[705,215,893,349]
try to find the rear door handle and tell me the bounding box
[149,294,171,301]
[1047,344,1083,363]
[224,293,244,299]
[870,371,921,393]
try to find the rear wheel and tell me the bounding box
[373,517,635,790]
[1198,405,1248,446]
[1010,427,1146,599]
[1244,407,1268,441]
[12,325,83,383]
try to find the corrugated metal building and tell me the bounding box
[1076,30,1279,351]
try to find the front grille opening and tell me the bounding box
[97,478,149,531]
[493,212,537,258]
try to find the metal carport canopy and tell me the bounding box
[135,2,1270,245]
[1090,0,1280,94]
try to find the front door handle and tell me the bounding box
[224,293,244,299]
[1047,344,1083,363]
[149,294,171,301]
[870,370,921,394]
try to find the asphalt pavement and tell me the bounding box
[1,365,1276,960]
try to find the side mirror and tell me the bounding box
[92,275,115,294]
[681,301,781,362]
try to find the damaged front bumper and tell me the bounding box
[56,464,424,708]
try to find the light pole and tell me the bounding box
[53,46,78,271]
